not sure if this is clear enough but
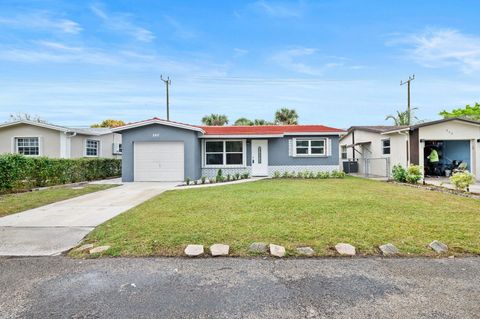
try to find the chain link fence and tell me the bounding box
[355,157,391,178]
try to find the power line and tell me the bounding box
[160,75,171,121]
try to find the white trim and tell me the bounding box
[202,139,247,168]
[283,132,345,136]
[113,118,205,133]
[381,138,391,156]
[0,120,71,133]
[292,138,328,157]
[201,134,283,138]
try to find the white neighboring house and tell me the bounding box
[339,125,402,177]
[0,120,122,159]
[340,118,480,180]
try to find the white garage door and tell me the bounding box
[134,141,184,182]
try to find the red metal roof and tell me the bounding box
[198,124,345,135]
[115,117,345,135]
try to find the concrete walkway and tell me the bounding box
[0,182,177,256]
[425,177,480,194]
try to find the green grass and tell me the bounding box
[75,177,480,257]
[0,184,117,217]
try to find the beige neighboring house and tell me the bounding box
[340,118,480,180]
[0,120,122,159]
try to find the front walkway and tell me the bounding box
[425,177,480,194]
[0,182,177,256]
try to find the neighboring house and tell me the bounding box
[0,120,122,159]
[112,118,346,182]
[339,125,404,177]
[340,118,480,180]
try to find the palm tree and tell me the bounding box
[253,119,273,126]
[385,107,418,125]
[275,108,299,125]
[234,117,253,126]
[201,114,229,126]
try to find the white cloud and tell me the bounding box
[0,12,82,34]
[90,3,155,42]
[251,0,305,18]
[163,16,196,39]
[390,28,480,73]
[233,48,249,58]
[271,48,346,75]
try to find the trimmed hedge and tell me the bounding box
[0,154,121,193]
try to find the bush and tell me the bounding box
[185,177,191,185]
[392,164,407,182]
[241,172,250,179]
[405,165,422,184]
[273,171,281,178]
[331,170,346,178]
[216,169,224,182]
[0,154,121,193]
[450,172,476,191]
[316,171,330,179]
[201,176,206,184]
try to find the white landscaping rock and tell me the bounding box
[89,245,111,254]
[210,244,229,257]
[335,243,356,256]
[429,240,448,253]
[379,243,400,256]
[74,244,94,252]
[296,247,315,256]
[269,244,286,257]
[249,242,268,253]
[184,244,204,257]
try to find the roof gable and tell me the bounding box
[112,118,205,133]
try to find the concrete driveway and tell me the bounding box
[0,182,177,256]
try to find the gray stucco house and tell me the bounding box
[113,118,346,182]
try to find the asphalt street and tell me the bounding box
[1,256,479,318]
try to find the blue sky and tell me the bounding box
[1,0,480,128]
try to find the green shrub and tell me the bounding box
[216,169,224,182]
[0,155,121,193]
[450,172,476,191]
[331,170,346,178]
[405,165,422,184]
[296,171,305,178]
[226,174,231,181]
[185,177,191,185]
[201,176,206,184]
[235,173,240,180]
[392,164,407,182]
[273,171,281,178]
[241,172,250,179]
[316,171,330,179]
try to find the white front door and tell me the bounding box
[251,140,268,176]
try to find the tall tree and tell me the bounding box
[91,119,126,128]
[385,108,418,125]
[234,117,253,126]
[201,114,229,126]
[9,113,47,123]
[274,108,299,125]
[253,119,273,125]
[439,102,480,121]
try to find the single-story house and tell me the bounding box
[112,118,346,182]
[340,118,480,180]
[0,120,122,159]
[339,125,404,177]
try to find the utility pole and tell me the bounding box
[400,74,415,125]
[160,75,171,121]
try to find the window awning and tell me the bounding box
[345,141,371,148]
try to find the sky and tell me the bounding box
[1,0,480,128]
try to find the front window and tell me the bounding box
[16,137,39,156]
[382,139,391,155]
[86,139,99,157]
[295,139,326,156]
[341,145,347,159]
[205,140,244,166]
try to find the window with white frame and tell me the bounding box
[86,139,99,156]
[112,143,122,155]
[16,137,39,156]
[341,145,347,159]
[295,139,326,156]
[205,140,244,166]
[382,139,391,155]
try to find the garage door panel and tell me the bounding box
[134,142,184,182]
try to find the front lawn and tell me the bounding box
[0,184,117,218]
[76,178,480,257]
